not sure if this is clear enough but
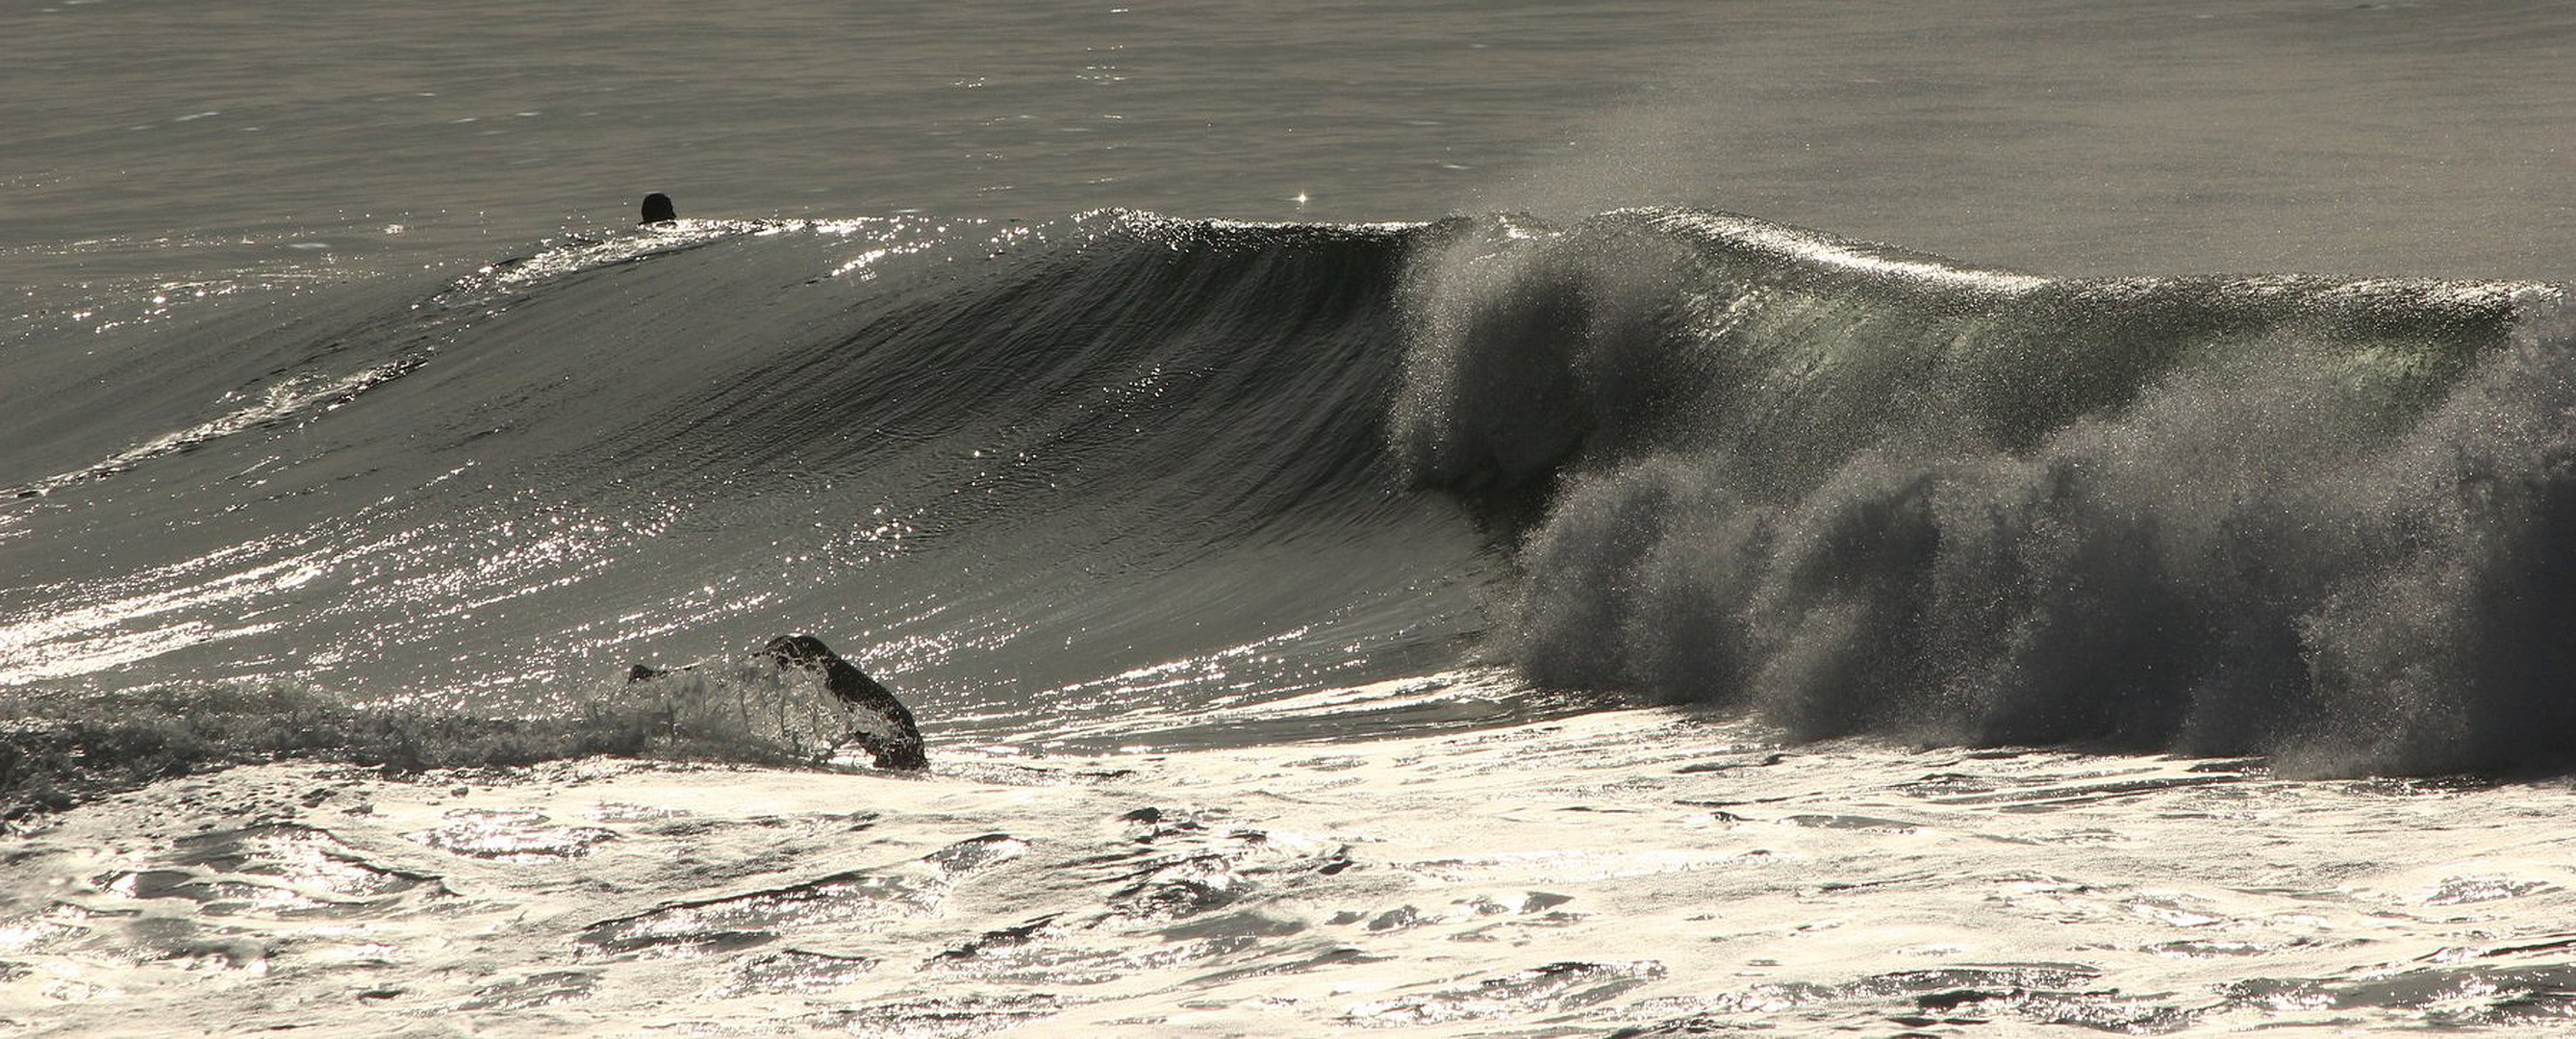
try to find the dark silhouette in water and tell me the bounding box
[763,634,927,770]
[624,638,924,770]
[639,192,675,225]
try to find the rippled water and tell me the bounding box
[10,0,2575,291]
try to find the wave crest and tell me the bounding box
[1399,208,2571,775]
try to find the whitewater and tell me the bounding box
[10,1,2576,1035]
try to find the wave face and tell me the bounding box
[6,206,2576,787]
[0,214,1495,778]
[1396,208,2569,776]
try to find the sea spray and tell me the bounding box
[1396,208,2569,774]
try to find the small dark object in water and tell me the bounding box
[764,634,927,770]
[627,663,666,682]
[639,192,675,224]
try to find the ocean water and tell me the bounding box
[8,1,2576,1034]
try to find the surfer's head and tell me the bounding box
[763,634,838,671]
[639,192,675,225]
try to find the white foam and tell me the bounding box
[10,709,2573,1033]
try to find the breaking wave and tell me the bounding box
[1397,208,2570,775]
[6,205,2574,786]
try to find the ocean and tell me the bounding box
[8,1,2576,1034]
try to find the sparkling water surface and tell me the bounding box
[9,2,2576,1035]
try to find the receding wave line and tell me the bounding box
[0,668,860,822]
